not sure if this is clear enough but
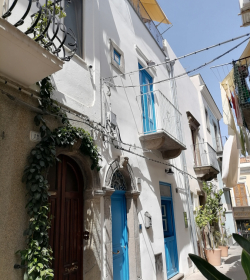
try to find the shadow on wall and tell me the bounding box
[100,0,121,82]
[84,199,102,279]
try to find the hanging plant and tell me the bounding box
[17,76,102,280]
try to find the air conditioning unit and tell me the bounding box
[239,0,250,27]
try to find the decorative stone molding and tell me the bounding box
[103,159,142,280]
[139,131,186,160]
[125,190,141,200]
[186,111,200,130]
[104,158,136,191]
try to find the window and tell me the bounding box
[64,0,83,58]
[205,109,210,132]
[110,39,125,73]
[113,49,121,65]
[139,63,156,134]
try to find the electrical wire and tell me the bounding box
[104,37,250,89]
[103,33,250,80]
[1,88,220,189]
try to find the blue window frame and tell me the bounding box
[138,63,156,134]
[114,49,121,65]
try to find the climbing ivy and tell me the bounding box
[17,76,102,280]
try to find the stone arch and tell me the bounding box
[56,144,101,191]
[103,157,142,280]
[104,157,136,192]
[54,144,103,280]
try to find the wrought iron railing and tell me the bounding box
[1,0,77,61]
[192,142,219,171]
[211,136,227,153]
[136,90,185,146]
[127,0,163,48]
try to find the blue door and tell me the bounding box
[161,183,179,279]
[139,63,156,134]
[111,191,129,280]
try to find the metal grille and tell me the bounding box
[111,170,127,191]
[192,142,219,171]
[2,0,77,61]
[233,61,250,130]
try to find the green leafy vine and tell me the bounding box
[17,77,101,280]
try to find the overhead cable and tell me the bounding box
[105,36,250,89]
[1,89,219,189]
[103,33,250,80]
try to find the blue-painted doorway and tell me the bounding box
[111,190,129,280]
[139,63,156,134]
[160,182,179,279]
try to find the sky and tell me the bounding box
[157,0,249,139]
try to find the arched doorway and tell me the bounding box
[47,154,84,280]
[111,170,129,280]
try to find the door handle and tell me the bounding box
[113,250,120,255]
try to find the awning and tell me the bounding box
[221,39,250,93]
[140,0,171,24]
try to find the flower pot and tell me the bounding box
[205,248,221,266]
[218,246,228,257]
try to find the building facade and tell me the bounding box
[190,74,236,241]
[0,0,228,280]
[230,157,250,239]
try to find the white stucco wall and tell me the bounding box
[97,1,206,279]
[4,0,231,278]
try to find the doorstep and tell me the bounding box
[170,273,184,280]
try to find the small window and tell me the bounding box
[205,109,210,132]
[64,0,83,58]
[113,49,121,65]
[110,39,125,73]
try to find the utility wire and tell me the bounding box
[1,88,220,189]
[105,37,250,89]
[103,33,250,80]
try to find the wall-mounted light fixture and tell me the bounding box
[165,168,174,175]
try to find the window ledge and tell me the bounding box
[64,45,87,66]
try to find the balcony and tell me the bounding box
[239,0,250,27]
[0,0,77,87]
[233,206,250,219]
[128,0,170,49]
[136,90,186,160]
[192,142,220,181]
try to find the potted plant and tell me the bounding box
[195,183,224,266]
[189,234,250,280]
[217,209,229,257]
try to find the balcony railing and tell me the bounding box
[1,0,77,61]
[128,0,163,48]
[192,142,219,171]
[136,90,184,146]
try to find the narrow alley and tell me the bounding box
[186,246,245,280]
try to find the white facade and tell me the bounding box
[0,0,229,279]
[190,74,236,240]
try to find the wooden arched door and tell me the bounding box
[48,155,83,280]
